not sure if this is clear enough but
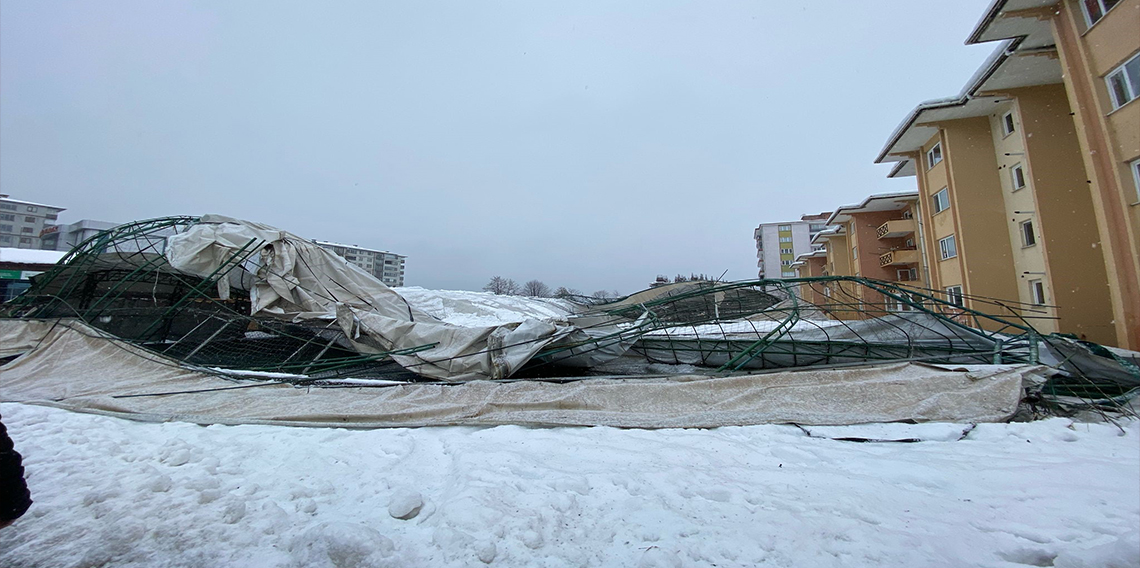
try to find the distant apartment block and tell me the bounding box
[754,213,830,279]
[314,240,406,287]
[40,219,120,252]
[0,194,65,249]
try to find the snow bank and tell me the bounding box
[393,287,577,327]
[1,403,1136,568]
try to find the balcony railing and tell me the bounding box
[879,249,920,267]
[876,219,916,239]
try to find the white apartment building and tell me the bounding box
[314,240,406,287]
[0,194,65,249]
[754,212,831,279]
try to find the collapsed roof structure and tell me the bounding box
[1,216,1136,427]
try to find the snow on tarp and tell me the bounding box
[164,215,626,380]
[0,247,67,265]
[0,319,1038,427]
[393,286,577,327]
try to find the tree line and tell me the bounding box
[483,276,619,300]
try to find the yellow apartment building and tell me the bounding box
[965,0,1139,347]
[791,248,828,307]
[876,30,1117,343]
[807,226,871,320]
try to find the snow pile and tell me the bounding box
[393,287,577,327]
[2,403,1137,568]
[0,247,66,265]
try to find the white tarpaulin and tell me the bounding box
[164,215,632,380]
[0,319,1037,428]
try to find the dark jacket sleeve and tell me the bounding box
[0,413,32,523]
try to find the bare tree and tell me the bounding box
[522,280,551,297]
[484,276,517,295]
[553,286,581,299]
[592,289,619,300]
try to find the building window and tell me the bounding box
[0,203,16,211]
[781,260,793,266]
[0,235,11,243]
[1020,220,1037,247]
[778,225,792,231]
[26,206,37,212]
[779,236,792,243]
[24,216,35,223]
[20,227,33,233]
[0,224,12,232]
[1106,52,1139,110]
[926,143,942,170]
[945,285,964,307]
[1029,279,1046,306]
[809,223,826,232]
[780,248,793,254]
[1130,158,1140,202]
[932,187,950,214]
[781,270,795,277]
[939,235,957,260]
[851,246,858,260]
[19,237,31,244]
[1001,111,1016,136]
[0,214,13,221]
[1082,0,1121,26]
[1011,164,1026,191]
[897,268,918,281]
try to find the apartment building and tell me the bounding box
[0,194,65,250]
[962,0,1139,349]
[873,1,1128,344]
[798,193,923,318]
[826,193,924,285]
[790,249,828,307]
[314,240,406,287]
[754,213,830,279]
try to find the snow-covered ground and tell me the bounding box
[1,403,1136,568]
[394,287,577,327]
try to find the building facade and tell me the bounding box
[754,213,830,279]
[0,195,65,250]
[964,0,1139,349]
[872,0,1132,346]
[314,240,407,287]
[799,194,923,319]
[0,247,67,301]
[40,219,119,252]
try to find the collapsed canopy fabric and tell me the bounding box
[0,319,1036,428]
[165,215,629,380]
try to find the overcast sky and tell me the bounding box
[0,0,996,294]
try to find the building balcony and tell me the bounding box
[876,219,916,240]
[879,249,920,267]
